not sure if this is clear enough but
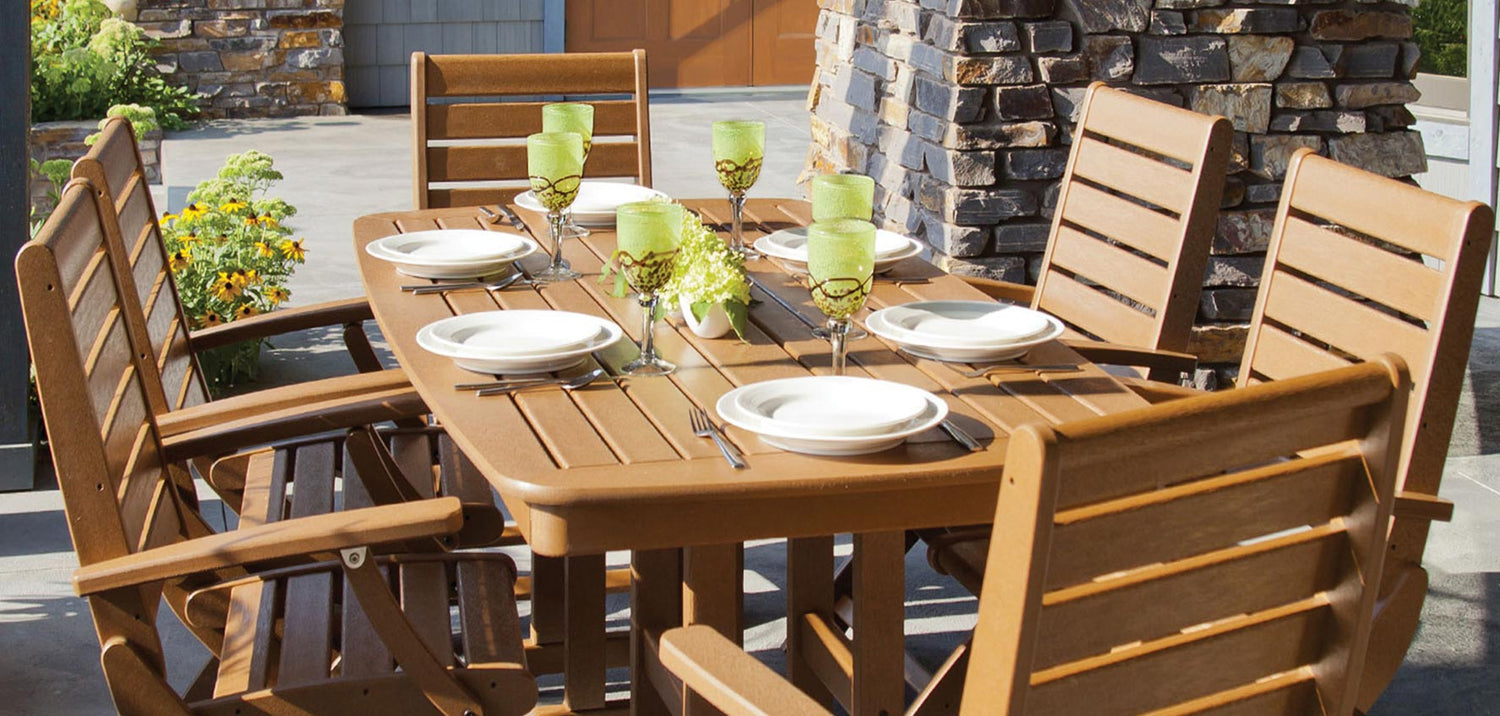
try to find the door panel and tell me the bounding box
[567,0,753,87]
[751,0,820,86]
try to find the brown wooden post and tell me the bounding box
[0,0,37,490]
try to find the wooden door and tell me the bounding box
[566,0,815,88]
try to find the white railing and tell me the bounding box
[1470,0,1498,295]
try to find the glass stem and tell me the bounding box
[639,292,660,364]
[729,191,747,253]
[828,318,850,376]
[548,210,567,272]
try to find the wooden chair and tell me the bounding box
[71,117,429,509]
[660,357,1411,715]
[19,179,535,715]
[1082,148,1495,708]
[960,82,1233,382]
[411,50,653,209]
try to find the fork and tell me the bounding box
[405,273,534,295]
[689,405,746,469]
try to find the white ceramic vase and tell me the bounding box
[679,295,732,339]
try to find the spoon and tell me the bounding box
[474,368,606,397]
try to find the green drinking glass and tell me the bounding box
[527,131,584,282]
[812,173,876,222]
[712,120,765,257]
[542,103,596,239]
[616,201,684,376]
[807,218,876,376]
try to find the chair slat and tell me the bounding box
[427,99,639,140]
[1047,225,1170,310]
[338,442,394,678]
[1277,216,1444,322]
[1261,271,1432,385]
[1247,323,1355,383]
[399,562,454,667]
[423,52,640,97]
[1059,182,1181,262]
[427,186,528,209]
[1070,135,1195,215]
[1288,154,1470,261]
[277,442,338,687]
[214,450,288,696]
[1034,270,1157,348]
[458,560,526,665]
[1079,89,1216,166]
[1148,669,1320,716]
[1028,599,1332,716]
[1045,450,1362,591]
[426,142,643,183]
[69,254,117,355]
[87,316,135,429]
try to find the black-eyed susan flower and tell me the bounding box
[219,200,248,213]
[180,233,200,245]
[280,238,306,261]
[210,273,241,301]
[161,212,178,224]
[267,286,290,306]
[201,311,223,328]
[244,217,259,227]
[229,268,252,287]
[168,248,191,271]
[255,214,278,228]
[254,241,275,258]
[181,203,207,221]
[235,304,259,319]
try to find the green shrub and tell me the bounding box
[159,151,308,391]
[1412,0,1467,77]
[30,0,198,127]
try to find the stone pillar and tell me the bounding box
[806,0,1425,380]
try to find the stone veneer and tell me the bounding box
[134,0,347,119]
[804,0,1426,381]
[30,120,162,214]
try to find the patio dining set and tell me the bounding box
[16,49,1496,716]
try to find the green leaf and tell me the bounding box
[690,301,713,323]
[723,299,750,341]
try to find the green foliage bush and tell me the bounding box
[1413,0,1467,77]
[159,151,308,391]
[30,0,198,127]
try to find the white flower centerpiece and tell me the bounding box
[602,200,751,339]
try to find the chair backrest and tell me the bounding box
[1033,82,1233,352]
[963,357,1409,715]
[411,50,653,209]
[72,117,211,412]
[17,179,194,668]
[1239,149,1493,557]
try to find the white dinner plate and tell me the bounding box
[516,182,669,226]
[366,229,536,279]
[716,379,947,456]
[754,228,923,275]
[866,302,1065,363]
[730,376,931,437]
[416,311,622,375]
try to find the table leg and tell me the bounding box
[683,543,744,716]
[852,531,905,716]
[531,554,565,646]
[786,536,836,707]
[631,549,682,716]
[564,554,607,712]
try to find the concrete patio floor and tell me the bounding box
[1,90,1496,713]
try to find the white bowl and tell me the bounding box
[716,380,947,456]
[873,302,1059,348]
[754,227,923,275]
[516,182,669,226]
[417,311,622,375]
[366,229,536,279]
[730,376,931,437]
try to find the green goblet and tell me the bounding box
[616,201,684,376]
[712,120,765,257]
[807,218,876,376]
[812,173,876,222]
[542,103,595,238]
[527,131,584,282]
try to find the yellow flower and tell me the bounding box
[256,214,279,228]
[181,203,207,221]
[180,233,200,245]
[236,304,259,319]
[254,241,275,258]
[201,311,223,328]
[244,217,259,227]
[280,238,307,261]
[161,212,178,224]
[210,273,241,302]
[219,200,248,213]
[229,268,253,287]
[168,249,191,271]
[267,286,290,306]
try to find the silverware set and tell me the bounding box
[948,362,1082,378]
[402,271,537,295]
[689,405,747,469]
[456,368,612,396]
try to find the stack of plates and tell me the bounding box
[366,229,537,279]
[417,310,622,374]
[866,301,1064,362]
[754,227,923,274]
[716,376,947,456]
[516,182,670,226]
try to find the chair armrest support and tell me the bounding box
[1063,340,1199,381]
[1393,491,1454,522]
[957,276,1036,305]
[659,625,832,716]
[156,369,413,439]
[74,497,464,596]
[1116,375,1208,404]
[159,386,427,461]
[188,297,374,351]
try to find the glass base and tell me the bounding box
[813,325,868,341]
[622,356,676,376]
[563,222,591,238]
[734,244,761,259]
[532,262,580,283]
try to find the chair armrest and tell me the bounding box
[159,386,427,461]
[156,369,412,439]
[659,625,831,716]
[188,297,374,351]
[1394,491,1454,522]
[74,497,463,596]
[1116,375,1207,404]
[957,275,1035,304]
[1063,339,1199,380]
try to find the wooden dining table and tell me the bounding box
[353,198,1151,716]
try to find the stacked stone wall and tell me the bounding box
[805,0,1426,382]
[134,0,347,119]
